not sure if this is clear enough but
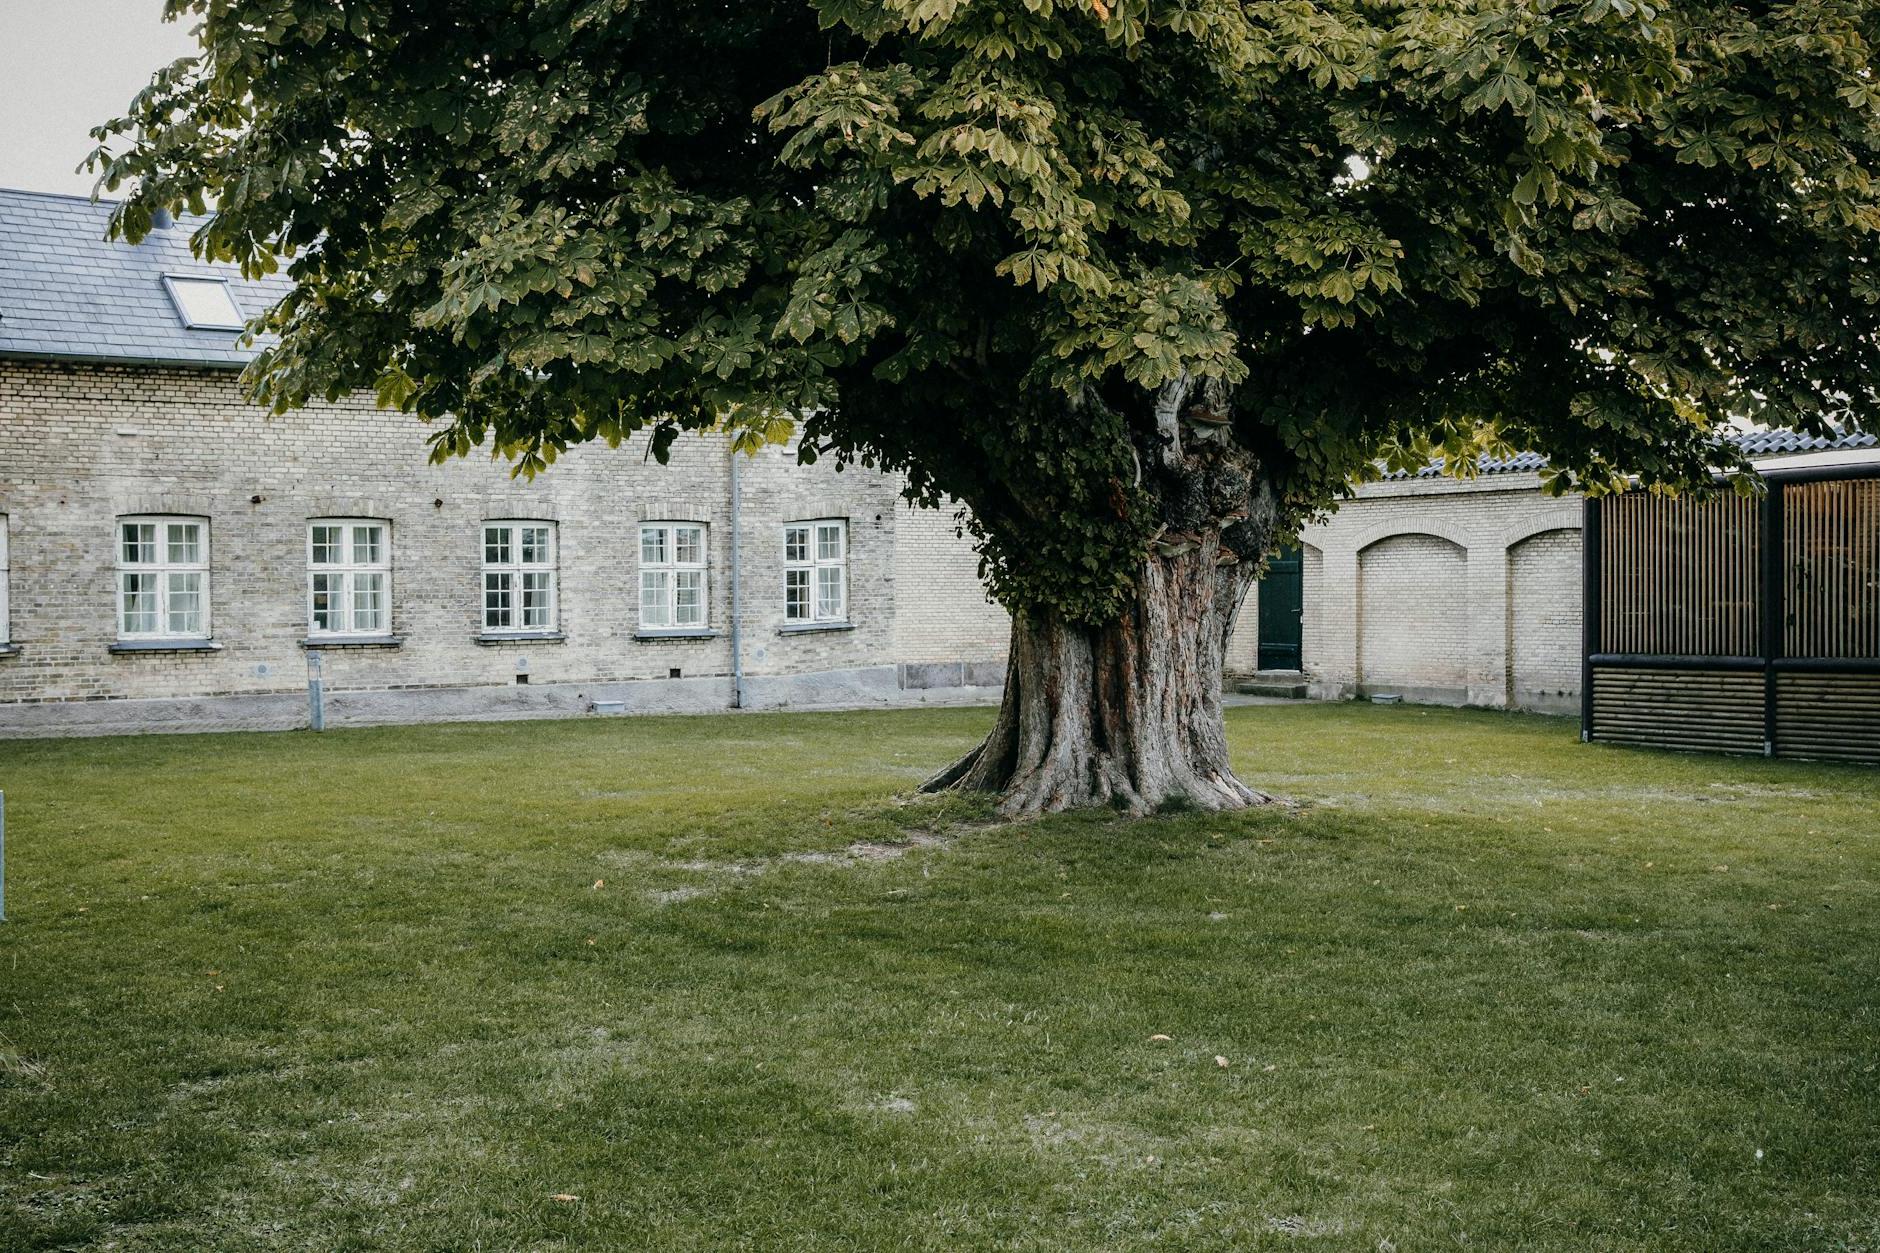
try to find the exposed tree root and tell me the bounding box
[923,536,1273,818]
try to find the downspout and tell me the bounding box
[730,441,746,709]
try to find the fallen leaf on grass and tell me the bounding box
[551,1193,581,1203]
[1149,1034,1172,1042]
[1215,1055,1230,1068]
[592,879,604,890]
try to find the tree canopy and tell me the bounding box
[97,0,1880,625]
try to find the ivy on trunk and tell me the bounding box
[926,376,1281,814]
[927,548,1267,815]
[95,0,1880,814]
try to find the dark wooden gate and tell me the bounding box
[1257,546,1304,671]
[1582,463,1880,764]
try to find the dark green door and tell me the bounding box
[1257,546,1303,670]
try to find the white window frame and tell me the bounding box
[307,518,392,637]
[784,519,848,624]
[116,515,211,641]
[482,520,559,634]
[639,522,709,630]
[160,274,246,330]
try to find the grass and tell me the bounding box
[0,702,1876,1251]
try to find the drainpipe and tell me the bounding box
[729,442,746,709]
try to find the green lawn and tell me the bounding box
[1,704,1876,1251]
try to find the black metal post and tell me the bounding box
[1581,493,1601,743]
[1760,481,1784,757]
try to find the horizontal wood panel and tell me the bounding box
[1589,668,1765,755]
[1776,672,1880,764]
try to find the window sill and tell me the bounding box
[110,639,222,654]
[300,635,404,650]
[476,631,566,645]
[0,643,19,658]
[634,628,721,642]
[778,621,854,635]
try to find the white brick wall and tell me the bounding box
[1,359,1590,730]
[892,499,1009,664]
[1227,475,1584,711]
[0,361,1008,733]
[1224,581,1260,673]
[1509,528,1583,713]
[1359,534,1469,693]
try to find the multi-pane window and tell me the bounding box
[483,521,557,633]
[784,519,848,624]
[308,519,391,636]
[116,516,210,640]
[639,523,707,629]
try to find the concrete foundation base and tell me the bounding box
[1355,681,1471,707]
[0,661,1006,739]
[1233,670,1308,699]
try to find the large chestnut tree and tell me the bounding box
[97,0,1879,814]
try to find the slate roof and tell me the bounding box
[1729,427,1877,458]
[1389,428,1875,480]
[0,186,291,370]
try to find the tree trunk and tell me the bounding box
[920,372,1282,818]
[924,529,1270,818]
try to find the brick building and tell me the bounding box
[0,189,1007,736]
[3,187,1869,738]
[1227,463,1587,711]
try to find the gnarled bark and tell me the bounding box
[925,529,1272,817]
[923,373,1284,817]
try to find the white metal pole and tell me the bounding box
[307,651,325,731]
[730,445,746,710]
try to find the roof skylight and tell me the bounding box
[162,276,245,331]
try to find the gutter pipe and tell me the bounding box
[730,442,746,709]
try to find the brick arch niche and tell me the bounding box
[1357,532,1468,702]
[1507,527,1582,713]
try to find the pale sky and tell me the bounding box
[0,0,199,198]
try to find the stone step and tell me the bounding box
[1233,671,1308,699]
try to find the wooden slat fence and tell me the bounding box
[1586,471,1878,764]
[1784,479,1880,660]
[1599,492,1761,657]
